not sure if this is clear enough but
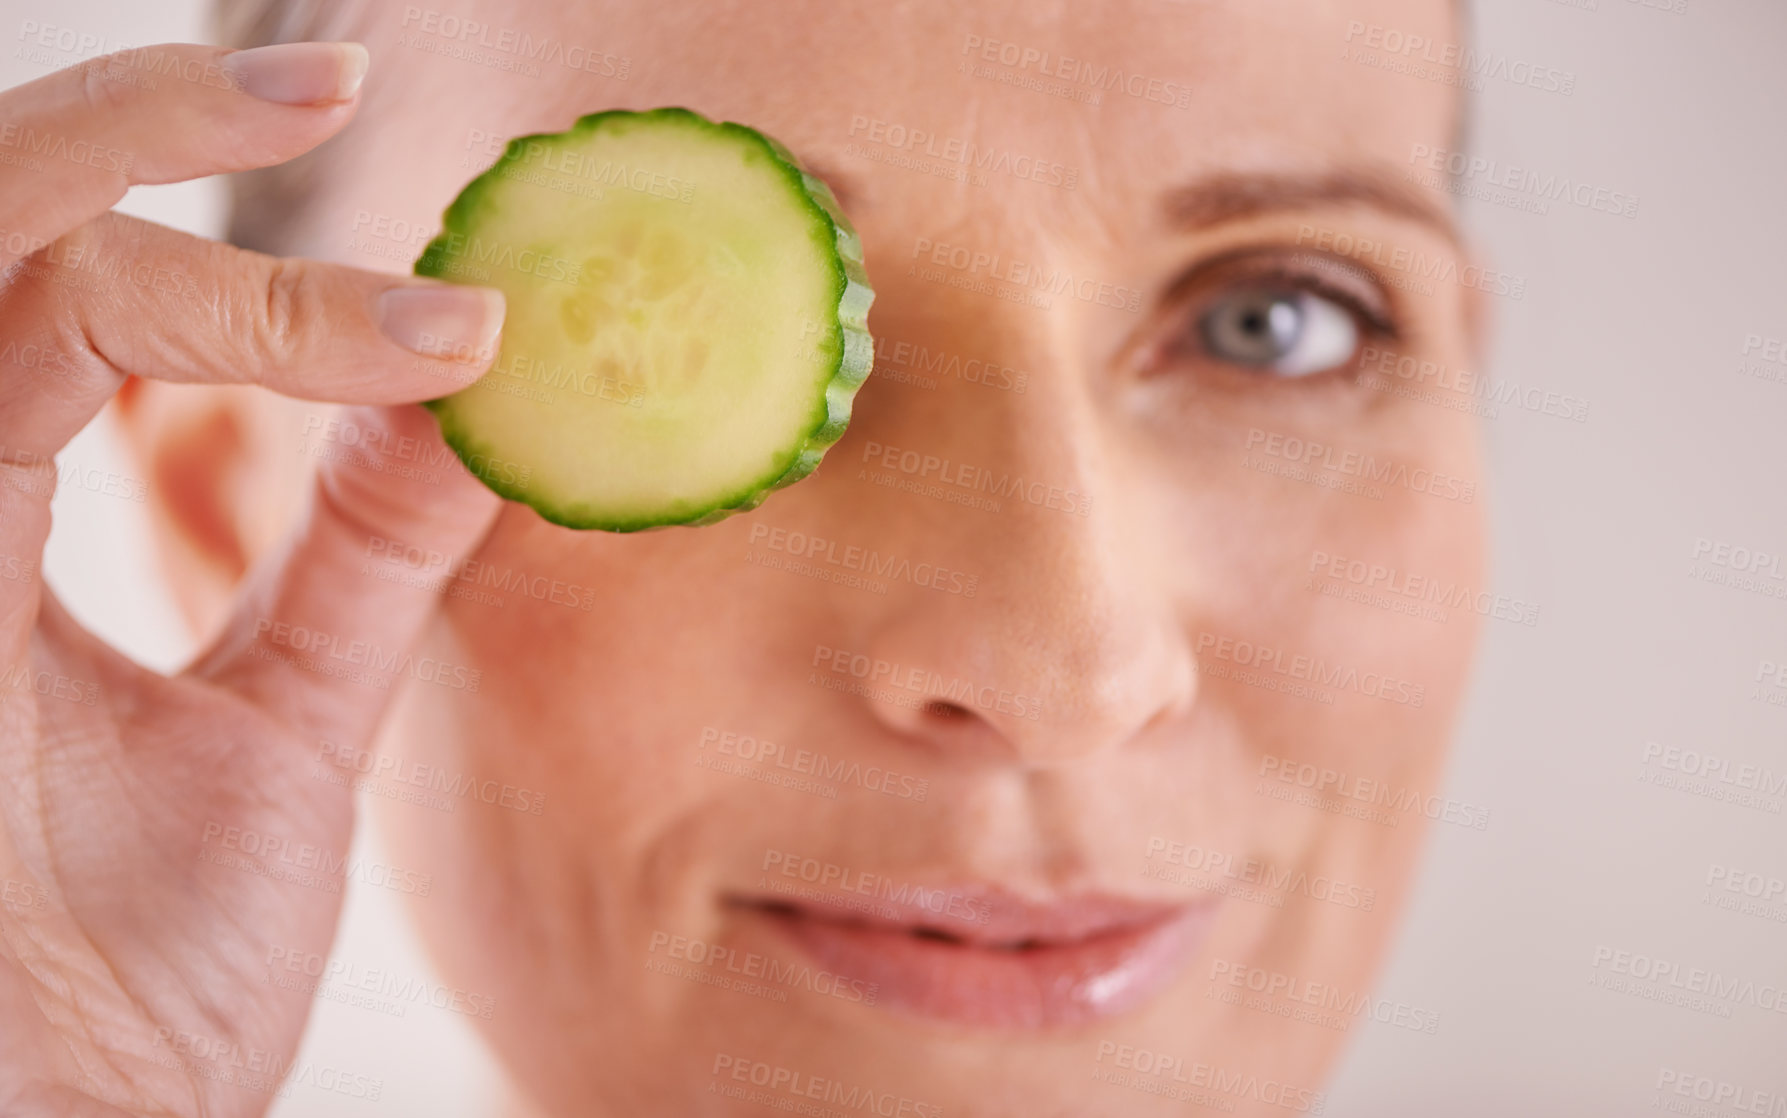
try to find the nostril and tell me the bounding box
[922,700,973,721]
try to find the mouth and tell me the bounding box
[724,885,1217,1029]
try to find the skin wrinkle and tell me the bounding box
[119,0,1490,1114]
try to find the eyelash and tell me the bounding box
[1246,270,1399,340]
[1153,252,1403,377]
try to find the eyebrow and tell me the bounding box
[1161,168,1461,248]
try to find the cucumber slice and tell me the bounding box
[416,108,874,531]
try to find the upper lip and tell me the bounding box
[725,883,1197,949]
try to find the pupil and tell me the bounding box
[1199,290,1304,366]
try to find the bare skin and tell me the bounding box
[0,41,509,1117]
[4,1,1486,1115]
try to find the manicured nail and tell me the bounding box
[378,284,506,361]
[227,42,369,104]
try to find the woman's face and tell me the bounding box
[227,0,1485,1112]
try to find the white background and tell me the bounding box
[3,0,1784,1114]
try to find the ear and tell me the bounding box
[112,378,311,642]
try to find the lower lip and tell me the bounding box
[747,903,1217,1029]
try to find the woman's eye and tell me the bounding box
[1197,288,1361,377]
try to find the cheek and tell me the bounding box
[1149,389,1486,849]
[1152,384,1485,723]
[1269,489,1484,852]
[397,505,816,910]
[1153,423,1483,1054]
[369,543,803,1090]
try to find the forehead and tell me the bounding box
[365,0,1462,211]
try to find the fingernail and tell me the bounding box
[378,284,506,361]
[227,42,370,105]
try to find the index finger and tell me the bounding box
[0,41,368,269]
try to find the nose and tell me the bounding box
[837,316,1196,769]
[856,563,1197,767]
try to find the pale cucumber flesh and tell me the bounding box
[418,109,873,531]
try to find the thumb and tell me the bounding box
[190,403,506,747]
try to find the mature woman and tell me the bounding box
[0,0,1485,1113]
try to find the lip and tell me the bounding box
[727,884,1217,1029]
